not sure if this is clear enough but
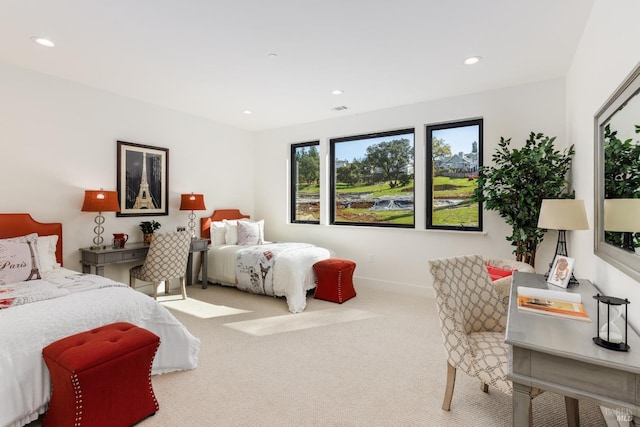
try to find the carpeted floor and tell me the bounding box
[137,284,609,427]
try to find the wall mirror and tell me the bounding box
[595,62,640,282]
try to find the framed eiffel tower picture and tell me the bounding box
[117,141,169,217]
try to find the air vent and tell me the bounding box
[331,106,348,111]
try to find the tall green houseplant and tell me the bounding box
[472,132,575,267]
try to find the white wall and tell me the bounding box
[253,79,566,295]
[567,0,640,327]
[0,62,254,285]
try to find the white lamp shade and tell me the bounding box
[604,199,640,232]
[537,199,589,231]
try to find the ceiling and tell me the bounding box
[0,0,595,132]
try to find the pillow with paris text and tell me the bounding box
[0,233,42,285]
[237,220,261,245]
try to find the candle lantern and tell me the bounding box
[592,294,630,352]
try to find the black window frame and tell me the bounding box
[290,140,321,224]
[330,128,415,228]
[426,118,483,231]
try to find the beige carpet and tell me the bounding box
[137,284,609,427]
[158,295,251,318]
[224,307,377,336]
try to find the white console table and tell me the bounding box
[506,272,640,426]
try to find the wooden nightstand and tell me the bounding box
[80,238,210,288]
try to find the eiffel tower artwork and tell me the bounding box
[133,152,157,210]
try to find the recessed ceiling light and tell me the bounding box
[464,56,482,65]
[331,89,343,95]
[267,53,278,58]
[31,37,55,48]
[242,110,252,115]
[331,106,348,112]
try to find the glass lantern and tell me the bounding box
[592,294,630,352]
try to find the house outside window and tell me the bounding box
[426,118,483,231]
[290,141,320,223]
[330,128,415,227]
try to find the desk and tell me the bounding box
[506,272,640,426]
[79,239,209,288]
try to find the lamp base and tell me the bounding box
[593,336,630,352]
[90,244,106,250]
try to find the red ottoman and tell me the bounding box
[313,258,357,303]
[42,322,160,427]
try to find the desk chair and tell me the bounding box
[428,255,544,424]
[130,231,192,299]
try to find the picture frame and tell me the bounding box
[547,255,575,288]
[116,141,169,217]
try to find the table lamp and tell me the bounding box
[180,193,206,238]
[604,198,640,252]
[81,189,121,249]
[537,199,589,283]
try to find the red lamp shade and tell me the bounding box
[179,194,206,211]
[81,190,120,212]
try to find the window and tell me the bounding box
[291,141,320,223]
[426,118,483,231]
[330,129,414,227]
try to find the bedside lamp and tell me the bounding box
[537,199,589,283]
[81,189,121,249]
[604,198,640,252]
[180,193,206,238]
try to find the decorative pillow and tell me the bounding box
[486,265,515,281]
[223,220,239,245]
[237,221,261,245]
[0,233,42,285]
[37,235,60,272]
[210,221,227,246]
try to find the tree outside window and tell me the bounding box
[330,129,415,227]
[291,141,320,223]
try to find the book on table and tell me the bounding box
[516,286,591,322]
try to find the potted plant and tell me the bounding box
[471,132,575,267]
[139,220,161,244]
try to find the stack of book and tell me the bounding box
[516,286,590,322]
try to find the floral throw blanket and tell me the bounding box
[0,273,126,310]
[235,243,314,296]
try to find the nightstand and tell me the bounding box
[79,238,210,288]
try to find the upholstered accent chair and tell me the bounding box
[428,255,544,424]
[483,257,535,310]
[130,231,192,300]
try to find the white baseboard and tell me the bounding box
[354,275,434,298]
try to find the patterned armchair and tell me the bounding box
[130,231,192,300]
[428,255,543,424]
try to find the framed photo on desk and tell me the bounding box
[547,255,574,288]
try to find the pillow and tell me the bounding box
[486,265,514,281]
[210,221,227,246]
[0,233,42,285]
[223,220,239,245]
[37,235,60,272]
[237,221,261,245]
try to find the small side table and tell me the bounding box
[80,238,210,288]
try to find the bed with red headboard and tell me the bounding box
[201,209,331,313]
[0,213,200,427]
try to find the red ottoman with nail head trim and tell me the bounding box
[313,258,357,303]
[42,322,160,427]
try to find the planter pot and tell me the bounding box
[143,233,154,244]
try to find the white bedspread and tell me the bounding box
[0,268,200,427]
[207,243,330,313]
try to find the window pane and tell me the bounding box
[291,142,320,223]
[426,119,483,231]
[330,129,415,227]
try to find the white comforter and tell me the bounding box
[206,243,331,313]
[0,268,200,427]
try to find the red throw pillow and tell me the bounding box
[486,265,514,281]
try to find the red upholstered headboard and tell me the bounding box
[200,209,250,241]
[0,213,63,266]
